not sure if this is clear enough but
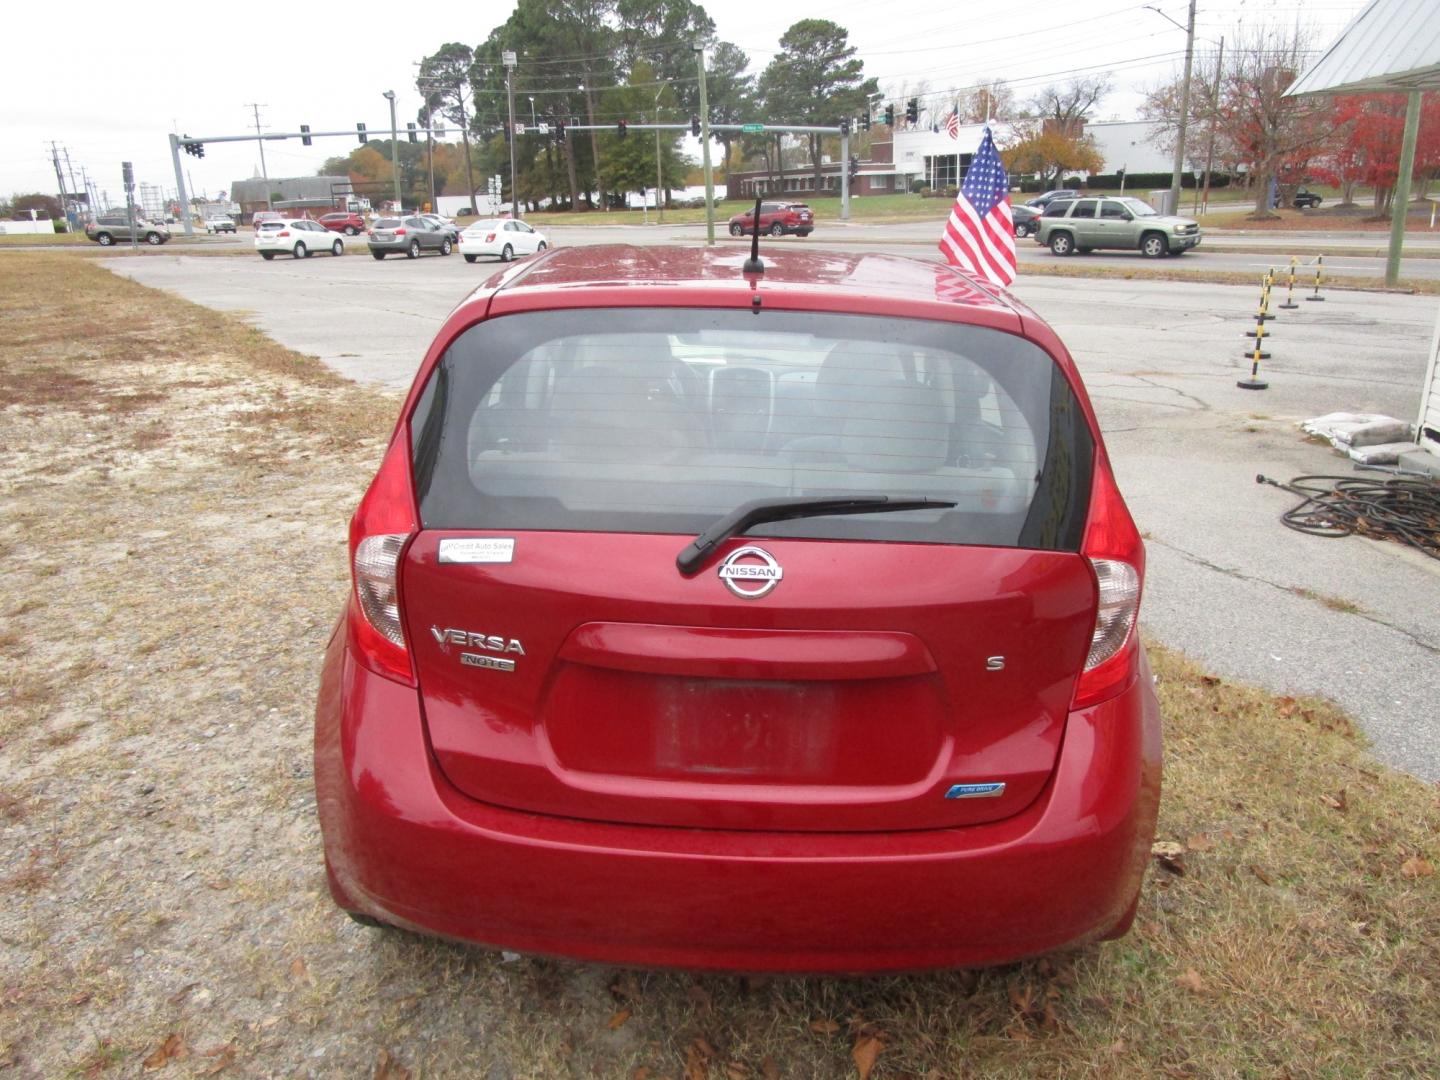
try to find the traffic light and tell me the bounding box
[691,114,701,138]
[300,124,311,146]
[860,112,870,132]
[407,122,417,143]
[906,99,919,124]
[182,140,205,158]
[884,104,895,127]
[839,118,850,136]
[617,119,628,138]
[848,154,859,182]
[357,123,367,144]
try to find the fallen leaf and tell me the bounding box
[1151,841,1186,875]
[67,991,93,1006]
[1277,695,1297,717]
[166,983,198,1006]
[1320,790,1348,812]
[611,971,642,1002]
[373,1048,411,1080]
[851,1035,884,1080]
[693,1037,718,1060]
[761,1057,780,1080]
[1201,675,1222,687]
[809,1018,841,1035]
[1109,1038,1128,1054]
[289,957,314,986]
[632,1068,652,1080]
[1008,982,1035,1014]
[1250,864,1273,886]
[686,984,713,1012]
[198,1046,237,1076]
[684,1041,709,1080]
[724,1065,747,1080]
[1175,968,1207,995]
[1401,856,1435,878]
[1185,833,1213,852]
[608,1008,632,1030]
[143,1034,187,1070]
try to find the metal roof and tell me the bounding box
[1288,0,1440,96]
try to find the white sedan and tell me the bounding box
[459,219,548,263]
[254,219,344,261]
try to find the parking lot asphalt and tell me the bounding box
[108,249,1440,780]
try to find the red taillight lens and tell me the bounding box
[485,233,496,242]
[277,230,290,237]
[347,437,418,685]
[394,227,406,236]
[1071,461,1144,710]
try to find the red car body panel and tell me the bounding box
[727,203,814,236]
[320,212,366,233]
[315,245,1162,971]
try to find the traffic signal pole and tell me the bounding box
[167,134,195,236]
[840,130,850,221]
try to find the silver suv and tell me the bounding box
[85,214,170,246]
[1035,196,1201,258]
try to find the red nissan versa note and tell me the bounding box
[314,245,1161,973]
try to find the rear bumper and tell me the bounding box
[315,632,1161,973]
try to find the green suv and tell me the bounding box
[1035,196,1201,258]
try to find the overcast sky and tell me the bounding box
[4,0,1368,205]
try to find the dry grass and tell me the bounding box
[0,253,1437,1078]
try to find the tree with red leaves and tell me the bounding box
[1324,93,1440,214]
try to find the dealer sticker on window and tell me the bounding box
[438,538,515,564]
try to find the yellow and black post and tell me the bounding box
[1239,270,1270,389]
[1306,254,1325,302]
[1246,268,1276,336]
[1279,255,1300,309]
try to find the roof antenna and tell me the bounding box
[742,195,765,274]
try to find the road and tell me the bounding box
[107,248,1440,781]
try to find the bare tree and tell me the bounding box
[957,79,1015,123]
[1030,75,1112,137]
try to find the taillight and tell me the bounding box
[394,227,407,236]
[347,437,418,685]
[277,230,290,237]
[1071,461,1144,710]
[485,233,496,242]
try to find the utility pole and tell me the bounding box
[383,90,402,211]
[504,51,519,218]
[1200,36,1225,215]
[1386,90,1423,288]
[167,133,195,236]
[654,86,666,224]
[694,39,715,245]
[62,148,81,224]
[246,103,272,209]
[49,142,71,231]
[1164,0,1197,217]
[426,104,437,210]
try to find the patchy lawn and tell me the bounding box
[1,253,1436,1079]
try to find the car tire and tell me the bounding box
[295,242,308,259]
[537,241,547,251]
[331,240,343,256]
[769,222,784,236]
[345,910,391,929]
[463,254,477,263]
[260,252,275,260]
[1049,231,1075,256]
[96,233,114,246]
[501,243,514,263]
[408,239,421,259]
[729,223,745,237]
[1013,222,1030,238]
[145,232,163,246]
[1140,232,1168,258]
[372,252,386,260]
[796,230,811,238]
[441,239,452,256]
[345,226,358,235]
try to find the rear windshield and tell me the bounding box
[257,222,284,231]
[410,309,1092,549]
[374,218,402,228]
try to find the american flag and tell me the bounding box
[943,110,959,140]
[938,127,1016,289]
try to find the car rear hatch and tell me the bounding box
[371,218,402,242]
[401,307,1098,833]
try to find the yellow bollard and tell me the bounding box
[1247,269,1276,336]
[1279,255,1299,309]
[1305,255,1326,302]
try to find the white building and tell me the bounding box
[1084,121,1172,176]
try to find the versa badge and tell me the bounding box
[431,626,525,673]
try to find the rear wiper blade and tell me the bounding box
[676,494,956,576]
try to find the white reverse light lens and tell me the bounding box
[1085,558,1140,670]
[354,534,408,647]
